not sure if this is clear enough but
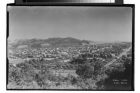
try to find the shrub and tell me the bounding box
[76,64,94,79]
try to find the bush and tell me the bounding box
[76,64,94,79]
[8,64,23,85]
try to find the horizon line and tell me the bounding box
[8,37,132,43]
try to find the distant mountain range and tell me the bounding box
[8,37,90,49]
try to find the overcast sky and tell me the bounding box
[8,6,132,42]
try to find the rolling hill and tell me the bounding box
[8,37,90,49]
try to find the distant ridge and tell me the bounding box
[8,37,90,48]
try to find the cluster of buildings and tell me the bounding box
[8,45,98,62]
[8,43,129,64]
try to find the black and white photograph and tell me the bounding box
[7,6,134,90]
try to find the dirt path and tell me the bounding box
[104,46,132,68]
